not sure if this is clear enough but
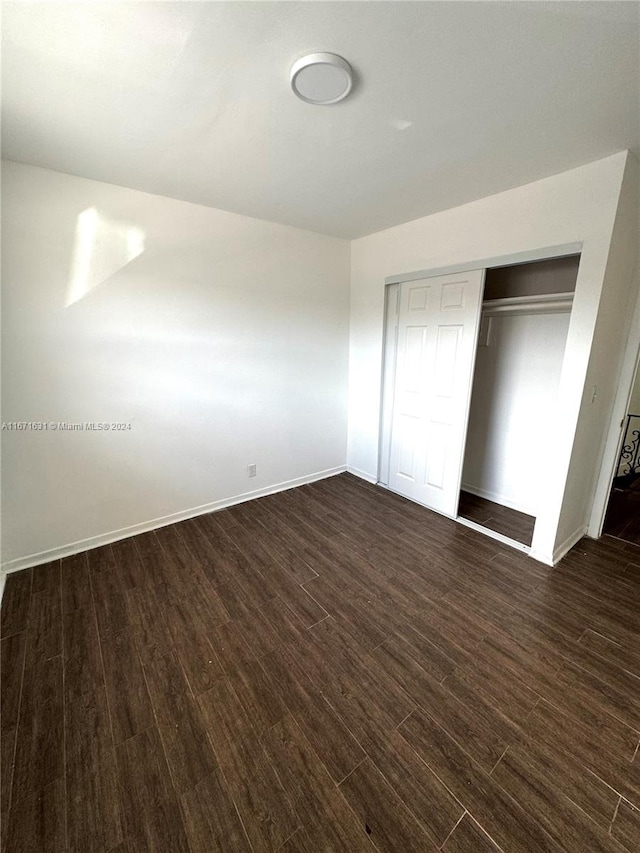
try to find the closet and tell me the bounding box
[379,253,580,551]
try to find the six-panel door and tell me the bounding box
[388,269,485,516]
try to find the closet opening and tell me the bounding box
[457,255,580,547]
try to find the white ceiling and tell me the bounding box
[3,2,639,238]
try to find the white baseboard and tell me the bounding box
[527,549,555,567]
[346,466,378,485]
[529,524,586,567]
[461,482,535,516]
[1,465,347,575]
[0,573,5,606]
[552,525,587,565]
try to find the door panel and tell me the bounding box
[388,270,484,516]
[378,283,400,486]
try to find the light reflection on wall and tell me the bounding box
[66,207,145,306]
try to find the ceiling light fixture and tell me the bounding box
[290,53,353,105]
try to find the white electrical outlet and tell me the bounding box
[247,463,257,477]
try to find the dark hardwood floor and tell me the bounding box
[2,472,640,852]
[458,491,536,546]
[604,479,640,546]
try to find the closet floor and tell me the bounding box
[458,491,536,546]
[2,473,639,852]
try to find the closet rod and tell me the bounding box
[482,291,574,317]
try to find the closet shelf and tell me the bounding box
[482,291,574,317]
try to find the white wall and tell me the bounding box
[1,161,350,568]
[555,152,640,553]
[348,151,629,564]
[3,152,635,570]
[462,312,570,516]
[629,367,640,415]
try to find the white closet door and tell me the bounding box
[388,269,484,516]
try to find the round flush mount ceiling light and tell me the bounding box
[290,53,353,105]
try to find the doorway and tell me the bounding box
[602,360,640,545]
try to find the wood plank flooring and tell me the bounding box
[603,482,640,546]
[2,472,640,852]
[458,491,536,546]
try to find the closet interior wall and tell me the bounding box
[460,256,580,528]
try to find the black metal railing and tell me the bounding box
[615,414,640,487]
